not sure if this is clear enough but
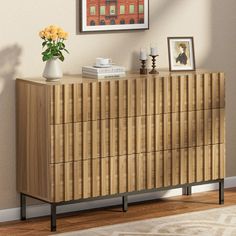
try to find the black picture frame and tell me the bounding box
[167,37,196,72]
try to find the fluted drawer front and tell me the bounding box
[48,73,225,124]
[50,108,225,163]
[50,144,225,202]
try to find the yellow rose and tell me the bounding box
[39,30,45,38]
[57,27,63,33]
[44,31,51,40]
[50,28,58,34]
[44,27,50,35]
[51,33,58,41]
[63,32,69,40]
[58,30,65,39]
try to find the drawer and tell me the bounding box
[49,109,225,163]
[48,78,161,124]
[47,73,225,125]
[49,144,225,202]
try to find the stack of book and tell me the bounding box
[82,65,126,79]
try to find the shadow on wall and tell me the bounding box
[0,44,22,209]
[0,45,22,94]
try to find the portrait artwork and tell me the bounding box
[167,37,196,71]
[80,0,149,32]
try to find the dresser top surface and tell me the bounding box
[16,70,224,85]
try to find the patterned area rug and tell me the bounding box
[56,206,236,236]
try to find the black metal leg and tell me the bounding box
[219,179,224,205]
[122,195,128,212]
[20,193,26,220]
[51,204,57,232]
[182,186,192,196]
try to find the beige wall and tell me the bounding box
[0,0,235,210]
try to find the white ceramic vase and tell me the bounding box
[43,56,62,81]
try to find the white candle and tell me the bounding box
[150,46,158,56]
[140,48,147,60]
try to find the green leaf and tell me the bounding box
[64,48,69,54]
[59,54,64,62]
[42,41,47,48]
[42,55,50,61]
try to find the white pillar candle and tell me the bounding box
[140,48,147,60]
[150,46,158,56]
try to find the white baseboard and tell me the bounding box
[0,177,235,223]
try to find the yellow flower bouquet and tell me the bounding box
[39,25,69,61]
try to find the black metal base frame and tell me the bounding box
[20,179,224,232]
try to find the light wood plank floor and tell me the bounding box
[0,188,236,236]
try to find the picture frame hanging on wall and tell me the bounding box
[80,0,149,33]
[167,37,196,72]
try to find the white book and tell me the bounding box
[82,71,126,79]
[82,65,126,74]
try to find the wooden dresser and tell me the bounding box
[16,71,225,231]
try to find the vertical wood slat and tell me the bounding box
[212,144,219,180]
[212,73,219,109]
[164,114,172,150]
[100,82,106,120]
[171,76,178,112]
[128,155,136,192]
[91,83,97,120]
[164,151,171,187]
[196,146,204,182]
[155,115,161,151]
[118,80,124,118]
[92,159,100,197]
[188,111,194,147]
[204,73,211,110]
[54,85,62,124]
[136,154,142,191]
[180,149,188,184]
[220,109,225,143]
[155,77,160,114]
[188,74,194,111]
[204,110,212,145]
[196,74,204,110]
[172,149,180,185]
[127,80,132,117]
[146,153,152,189]
[220,73,225,108]
[54,163,64,202]
[196,110,204,146]
[164,76,169,113]
[64,162,73,201]
[219,144,225,179]
[136,79,142,116]
[82,83,88,121]
[109,81,116,119]
[204,146,211,181]
[146,79,151,115]
[101,158,108,196]
[119,155,127,193]
[110,156,116,195]
[188,147,195,183]
[180,75,188,112]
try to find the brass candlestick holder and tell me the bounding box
[149,55,159,74]
[140,59,147,75]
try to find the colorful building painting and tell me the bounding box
[86,0,145,26]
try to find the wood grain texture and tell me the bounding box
[16,80,51,201]
[16,72,225,203]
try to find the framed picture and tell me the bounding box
[167,37,196,72]
[80,0,149,33]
